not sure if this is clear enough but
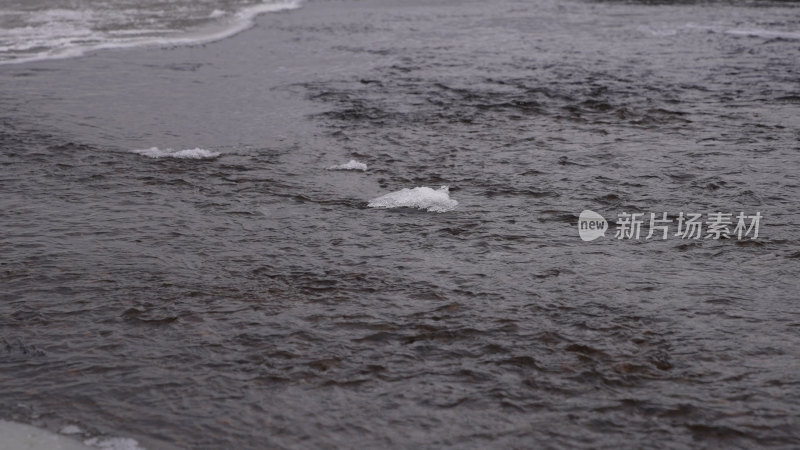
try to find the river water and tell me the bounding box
[1,0,799,448]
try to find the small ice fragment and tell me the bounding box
[327,160,367,171]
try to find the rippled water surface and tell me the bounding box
[1,0,799,448]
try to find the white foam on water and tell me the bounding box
[60,425,83,435]
[84,437,145,450]
[0,0,303,65]
[132,147,220,159]
[209,9,227,19]
[107,29,183,36]
[368,186,458,213]
[327,159,367,171]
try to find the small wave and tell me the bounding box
[368,186,458,213]
[636,26,678,37]
[328,160,367,171]
[725,29,800,40]
[682,24,800,41]
[132,147,220,159]
[60,425,83,435]
[0,0,302,65]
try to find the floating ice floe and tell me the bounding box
[368,186,458,213]
[327,159,367,171]
[132,147,220,159]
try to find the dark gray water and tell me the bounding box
[1,0,800,448]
